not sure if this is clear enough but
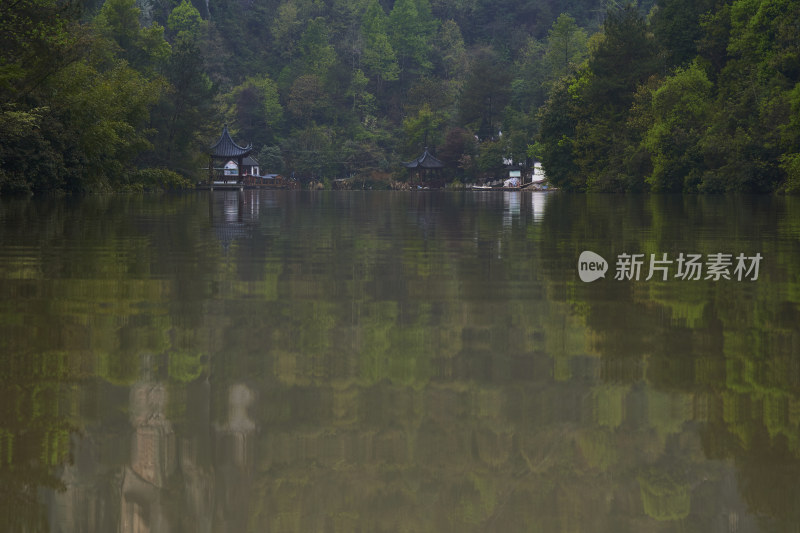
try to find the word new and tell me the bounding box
[578,250,609,282]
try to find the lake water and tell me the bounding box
[1,191,799,532]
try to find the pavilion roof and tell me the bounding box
[210,125,253,158]
[402,148,444,169]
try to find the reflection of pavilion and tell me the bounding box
[209,190,263,249]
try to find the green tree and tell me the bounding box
[0,0,88,192]
[389,0,439,75]
[346,68,377,125]
[650,0,716,69]
[51,60,165,186]
[510,37,547,113]
[257,75,285,134]
[536,77,582,190]
[224,74,285,146]
[298,17,337,78]
[585,5,659,118]
[697,0,800,192]
[544,13,588,82]
[146,0,214,173]
[154,37,213,169]
[0,0,84,102]
[94,0,170,73]
[0,0,185,192]
[574,5,660,191]
[361,0,400,87]
[643,61,712,191]
[287,74,330,125]
[402,103,444,153]
[458,47,511,140]
[282,124,338,179]
[476,138,506,177]
[272,0,303,62]
[779,83,800,193]
[167,0,205,38]
[257,145,286,174]
[434,19,468,83]
[437,126,476,177]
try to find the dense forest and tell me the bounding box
[1,0,798,192]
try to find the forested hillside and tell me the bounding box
[537,0,800,192]
[1,0,797,192]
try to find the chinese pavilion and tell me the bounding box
[209,125,253,184]
[402,147,445,185]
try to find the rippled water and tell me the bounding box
[1,191,799,532]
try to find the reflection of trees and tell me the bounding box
[539,193,800,527]
[2,192,799,530]
[736,436,800,529]
[0,194,220,532]
[638,468,690,521]
[0,350,74,531]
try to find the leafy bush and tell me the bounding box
[123,168,194,191]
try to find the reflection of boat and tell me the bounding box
[198,174,298,190]
[469,184,522,190]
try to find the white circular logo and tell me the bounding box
[578,251,608,282]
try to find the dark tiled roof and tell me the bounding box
[402,148,444,169]
[210,125,253,158]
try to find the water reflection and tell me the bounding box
[211,191,258,249]
[531,191,548,223]
[502,191,520,227]
[213,384,256,533]
[0,192,798,532]
[123,374,174,533]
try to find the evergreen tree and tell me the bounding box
[145,0,215,173]
[573,4,659,190]
[544,13,588,82]
[389,0,439,76]
[361,0,400,86]
[458,47,511,140]
[643,62,712,191]
[650,0,716,70]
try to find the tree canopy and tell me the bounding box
[1,0,799,192]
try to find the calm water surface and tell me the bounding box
[1,191,799,532]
